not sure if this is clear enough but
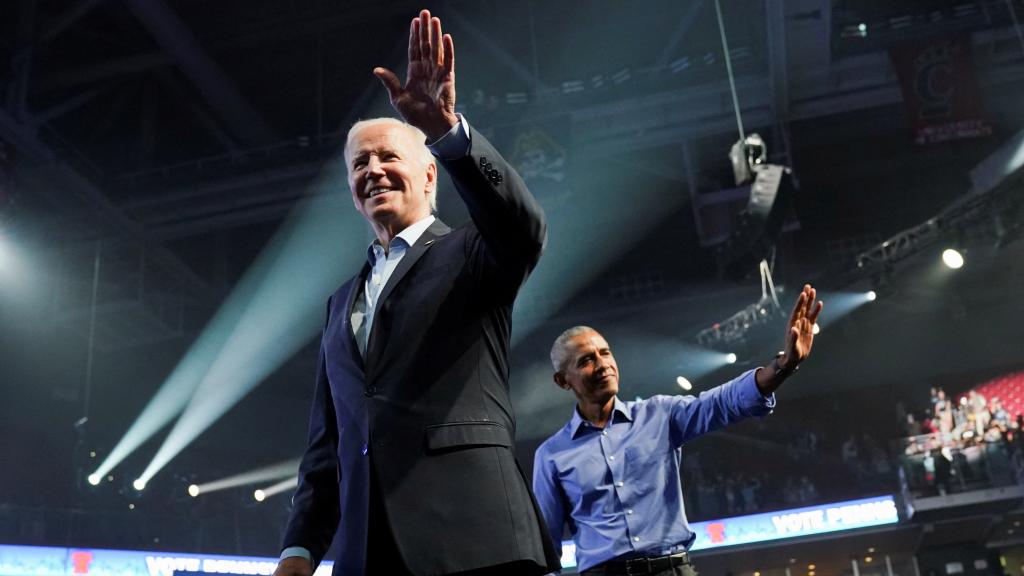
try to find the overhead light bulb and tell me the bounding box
[942,248,964,269]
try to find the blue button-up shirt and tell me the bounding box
[532,370,774,572]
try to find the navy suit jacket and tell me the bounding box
[282,131,562,575]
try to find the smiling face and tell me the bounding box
[554,330,620,407]
[345,121,436,239]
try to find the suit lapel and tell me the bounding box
[374,219,450,310]
[343,262,371,369]
[365,219,451,364]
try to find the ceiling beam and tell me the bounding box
[121,0,276,146]
[447,9,550,92]
[765,0,789,121]
[33,84,111,124]
[32,1,420,95]
[32,0,108,49]
[7,0,37,121]
[152,68,242,155]
[0,104,214,301]
[655,0,706,67]
[33,51,171,93]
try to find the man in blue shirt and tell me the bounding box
[533,285,823,575]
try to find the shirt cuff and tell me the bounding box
[741,368,776,413]
[426,113,471,160]
[280,546,312,562]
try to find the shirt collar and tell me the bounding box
[569,396,633,438]
[367,214,436,263]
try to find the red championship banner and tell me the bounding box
[889,35,992,145]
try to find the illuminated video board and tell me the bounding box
[0,495,897,574]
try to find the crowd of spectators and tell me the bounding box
[902,387,1018,454]
[678,381,1024,520]
[896,387,1024,495]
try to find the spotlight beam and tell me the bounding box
[193,458,301,495]
[88,318,231,481]
[87,91,403,484]
[813,291,874,330]
[510,168,691,345]
[134,192,362,483]
[255,476,299,501]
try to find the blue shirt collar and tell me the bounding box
[366,214,436,263]
[569,396,633,438]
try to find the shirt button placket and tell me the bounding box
[605,428,637,549]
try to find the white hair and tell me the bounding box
[550,326,599,373]
[345,117,437,211]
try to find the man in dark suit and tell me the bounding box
[271,9,562,576]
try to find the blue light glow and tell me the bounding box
[0,544,334,576]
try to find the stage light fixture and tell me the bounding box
[188,484,200,498]
[676,376,693,391]
[726,353,737,364]
[87,474,101,486]
[696,261,783,346]
[255,476,299,502]
[942,248,964,269]
[866,290,877,302]
[132,479,146,491]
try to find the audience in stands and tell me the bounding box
[677,381,1024,521]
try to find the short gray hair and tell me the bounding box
[345,117,438,211]
[550,326,598,373]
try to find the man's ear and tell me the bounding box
[425,161,437,191]
[553,372,569,391]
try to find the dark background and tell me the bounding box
[0,0,1022,562]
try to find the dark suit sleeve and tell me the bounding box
[437,128,546,292]
[281,299,340,566]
